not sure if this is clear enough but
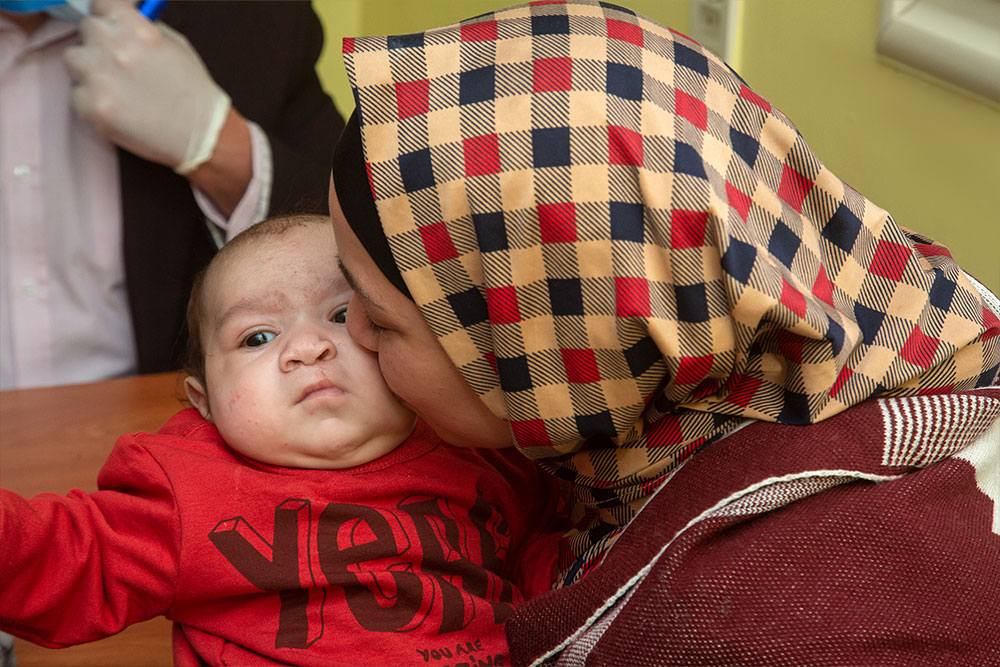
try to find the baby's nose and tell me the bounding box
[281,325,336,368]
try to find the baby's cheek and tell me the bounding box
[214,403,268,460]
[210,390,253,434]
[228,392,264,429]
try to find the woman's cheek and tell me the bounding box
[376,342,409,401]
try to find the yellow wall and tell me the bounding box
[312,0,361,119]
[314,0,998,293]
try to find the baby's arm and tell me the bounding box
[0,438,180,648]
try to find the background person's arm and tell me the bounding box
[64,0,248,215]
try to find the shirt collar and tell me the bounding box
[0,11,77,52]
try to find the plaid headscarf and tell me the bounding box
[341,0,1000,582]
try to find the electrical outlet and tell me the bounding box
[689,0,739,63]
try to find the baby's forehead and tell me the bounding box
[205,235,348,311]
[220,225,342,277]
[211,258,349,302]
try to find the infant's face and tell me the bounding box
[190,224,415,469]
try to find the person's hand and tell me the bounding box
[63,0,231,174]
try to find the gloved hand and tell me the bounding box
[63,0,231,174]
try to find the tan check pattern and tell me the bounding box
[342,1,1000,583]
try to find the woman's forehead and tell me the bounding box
[331,212,396,317]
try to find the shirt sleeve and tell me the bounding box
[0,436,181,648]
[192,120,273,247]
[487,449,569,598]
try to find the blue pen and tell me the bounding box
[138,0,166,20]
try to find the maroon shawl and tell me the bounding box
[508,386,1000,665]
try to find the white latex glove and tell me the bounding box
[63,0,231,174]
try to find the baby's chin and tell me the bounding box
[228,437,393,470]
[220,414,417,470]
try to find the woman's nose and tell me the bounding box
[280,324,336,370]
[345,295,379,352]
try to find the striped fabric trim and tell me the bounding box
[879,392,1000,467]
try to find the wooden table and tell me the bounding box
[0,373,182,666]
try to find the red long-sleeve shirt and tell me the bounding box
[0,409,564,666]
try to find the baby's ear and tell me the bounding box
[184,376,213,422]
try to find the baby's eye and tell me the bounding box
[243,331,276,348]
[332,307,348,324]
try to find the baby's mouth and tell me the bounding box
[298,378,344,403]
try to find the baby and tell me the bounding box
[0,214,564,667]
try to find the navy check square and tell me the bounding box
[730,127,760,168]
[675,284,710,322]
[721,238,757,285]
[769,221,801,269]
[624,335,661,376]
[474,211,509,252]
[854,303,886,345]
[497,355,533,392]
[610,201,644,242]
[532,13,569,35]
[533,127,572,168]
[777,389,811,424]
[674,42,709,76]
[549,278,585,316]
[929,270,958,311]
[675,141,707,179]
[448,288,489,327]
[825,317,845,355]
[460,65,496,105]
[399,148,435,193]
[387,32,424,50]
[575,410,616,438]
[822,204,863,253]
[607,62,643,101]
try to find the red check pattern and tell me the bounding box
[533,57,572,92]
[608,125,643,165]
[394,79,429,120]
[615,277,651,317]
[342,0,1000,585]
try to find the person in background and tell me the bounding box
[0,0,344,389]
[0,214,565,667]
[329,1,1000,663]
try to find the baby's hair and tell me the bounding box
[183,213,332,385]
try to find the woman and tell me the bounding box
[330,1,1000,663]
